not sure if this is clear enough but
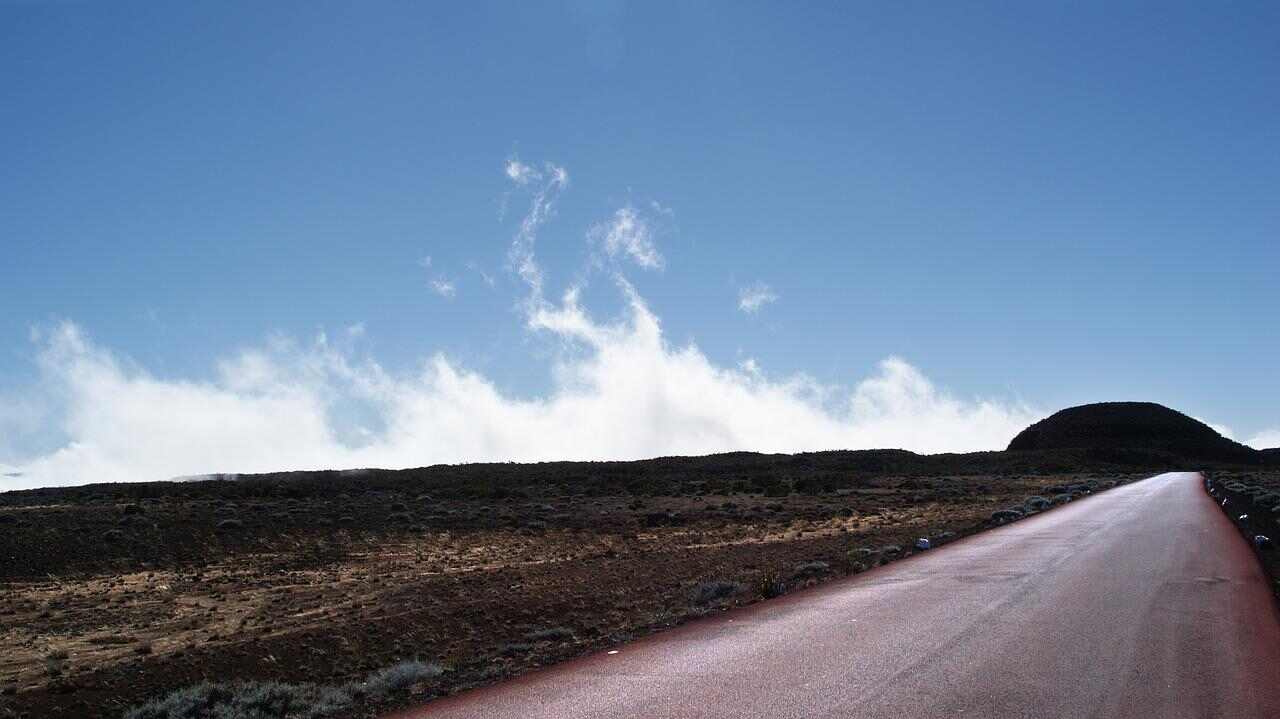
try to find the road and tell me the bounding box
[394,472,1280,718]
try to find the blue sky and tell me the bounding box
[2,2,1278,488]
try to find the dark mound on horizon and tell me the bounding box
[1008,402,1261,464]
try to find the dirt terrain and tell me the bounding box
[0,461,1152,718]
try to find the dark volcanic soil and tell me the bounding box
[0,457,1159,718]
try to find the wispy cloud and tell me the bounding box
[506,159,569,302]
[504,157,540,186]
[1195,416,1236,441]
[467,261,496,288]
[429,278,456,299]
[591,206,664,270]
[0,158,1043,491]
[738,282,778,314]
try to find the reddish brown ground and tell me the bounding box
[0,471,1148,718]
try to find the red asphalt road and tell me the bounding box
[394,472,1280,718]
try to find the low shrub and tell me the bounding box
[353,660,441,700]
[526,626,575,642]
[123,660,442,719]
[790,561,831,580]
[124,681,351,719]
[757,570,786,598]
[1024,496,1051,512]
[690,580,744,605]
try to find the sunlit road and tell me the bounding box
[393,472,1280,718]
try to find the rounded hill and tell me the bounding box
[1007,402,1260,464]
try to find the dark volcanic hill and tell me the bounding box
[1007,402,1260,464]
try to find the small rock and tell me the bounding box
[914,538,932,550]
[1255,535,1273,551]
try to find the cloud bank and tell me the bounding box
[4,315,1042,490]
[0,158,1048,491]
[1246,429,1280,450]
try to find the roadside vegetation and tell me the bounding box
[124,660,440,719]
[1204,471,1280,597]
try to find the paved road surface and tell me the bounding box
[394,472,1280,718]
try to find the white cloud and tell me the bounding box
[591,206,663,270]
[417,256,433,269]
[2,306,1042,491]
[1246,429,1280,449]
[505,157,540,186]
[738,282,778,314]
[1194,416,1236,440]
[506,161,569,300]
[429,278,456,299]
[0,158,1045,491]
[467,261,496,288]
